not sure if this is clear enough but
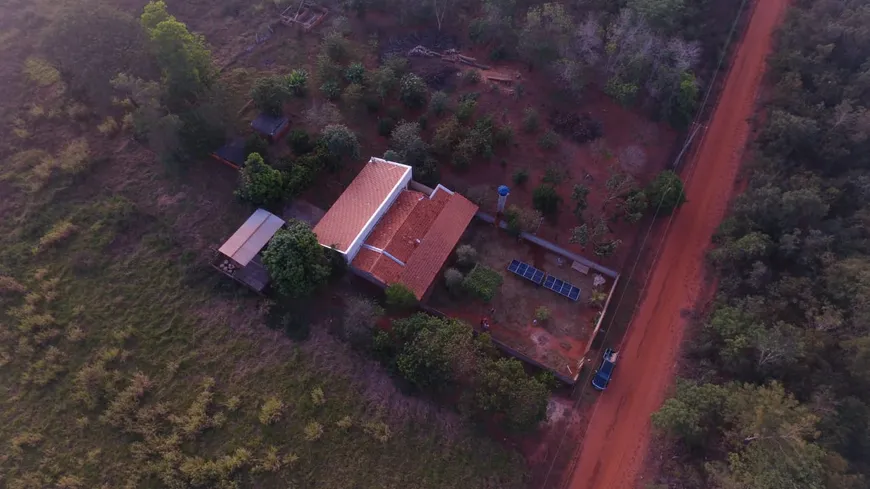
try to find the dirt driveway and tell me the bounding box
[557,1,790,488]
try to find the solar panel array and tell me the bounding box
[543,275,581,301]
[507,259,545,285]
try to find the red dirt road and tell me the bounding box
[559,1,789,489]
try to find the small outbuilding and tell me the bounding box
[211,138,247,169]
[251,113,290,142]
[212,209,285,293]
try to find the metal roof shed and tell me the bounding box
[251,113,290,142]
[213,209,285,293]
[211,138,247,169]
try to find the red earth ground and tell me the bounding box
[555,1,790,489]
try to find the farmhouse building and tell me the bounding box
[314,157,478,299]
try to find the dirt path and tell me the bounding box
[559,1,789,489]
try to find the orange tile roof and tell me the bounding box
[399,193,478,298]
[313,159,410,252]
[384,189,450,263]
[364,190,424,249]
[351,187,478,299]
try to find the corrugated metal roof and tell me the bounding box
[219,209,285,266]
[251,113,289,137]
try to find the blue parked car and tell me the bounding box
[591,348,618,390]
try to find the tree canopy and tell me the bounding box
[261,220,330,298]
[235,153,284,205]
[140,1,214,107]
[653,1,870,487]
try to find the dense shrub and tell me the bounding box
[456,99,477,123]
[433,116,462,154]
[504,205,541,236]
[444,268,464,293]
[462,265,503,302]
[538,130,560,150]
[532,184,562,216]
[471,357,552,431]
[320,124,360,163]
[287,129,313,155]
[287,69,308,96]
[235,153,284,205]
[455,244,478,267]
[344,62,365,84]
[646,170,686,214]
[343,296,383,345]
[512,169,529,186]
[463,69,481,85]
[429,91,450,115]
[391,314,477,389]
[320,80,340,100]
[385,283,417,310]
[399,73,428,109]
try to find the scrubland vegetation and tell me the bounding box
[651,1,870,488]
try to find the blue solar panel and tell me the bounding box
[507,260,545,285]
[543,274,581,301]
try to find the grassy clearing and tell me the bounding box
[0,158,525,488]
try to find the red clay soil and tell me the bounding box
[559,1,789,489]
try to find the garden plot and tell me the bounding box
[429,220,617,383]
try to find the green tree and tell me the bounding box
[652,379,728,447]
[235,153,284,205]
[627,0,685,32]
[140,1,214,107]
[392,314,476,388]
[571,184,590,218]
[462,265,503,302]
[262,220,330,298]
[604,77,639,107]
[344,62,365,84]
[320,124,361,164]
[667,71,698,128]
[570,224,589,246]
[504,205,541,236]
[621,190,648,223]
[429,90,450,115]
[399,73,428,108]
[533,184,562,216]
[390,121,428,166]
[472,357,551,431]
[250,75,291,116]
[518,3,572,67]
[715,382,826,489]
[432,116,462,154]
[646,170,686,214]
